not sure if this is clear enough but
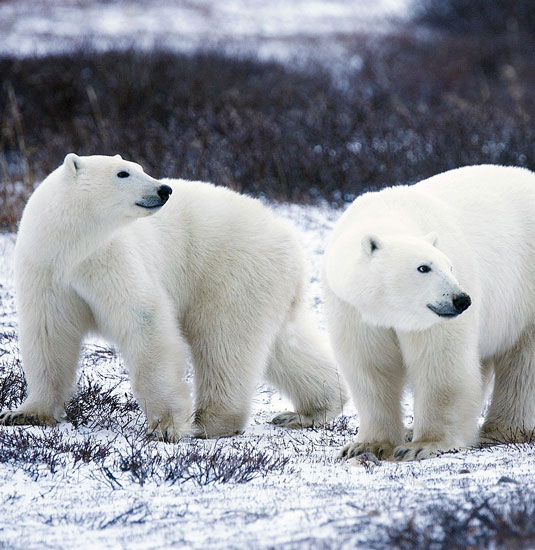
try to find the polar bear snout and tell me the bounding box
[158,184,173,202]
[427,292,471,319]
[136,184,173,210]
[452,292,471,314]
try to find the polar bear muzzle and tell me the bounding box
[427,292,471,318]
[136,184,173,209]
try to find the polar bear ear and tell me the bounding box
[424,232,439,247]
[114,154,123,160]
[63,153,81,177]
[361,234,381,256]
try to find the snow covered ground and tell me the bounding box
[1,204,535,550]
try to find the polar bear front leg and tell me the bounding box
[119,309,193,443]
[395,327,482,460]
[332,311,406,460]
[74,257,192,442]
[338,353,405,460]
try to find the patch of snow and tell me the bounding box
[0,0,410,63]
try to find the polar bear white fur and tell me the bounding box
[0,154,347,440]
[323,164,535,461]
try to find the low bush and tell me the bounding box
[385,489,535,550]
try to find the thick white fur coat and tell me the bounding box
[324,165,535,460]
[1,154,347,439]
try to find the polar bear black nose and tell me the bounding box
[158,184,173,202]
[452,293,471,313]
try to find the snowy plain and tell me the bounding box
[1,1,535,548]
[0,0,409,66]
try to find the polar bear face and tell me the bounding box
[63,153,172,221]
[327,232,471,331]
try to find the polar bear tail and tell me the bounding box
[266,299,348,428]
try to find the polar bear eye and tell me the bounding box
[417,265,432,273]
[117,171,130,178]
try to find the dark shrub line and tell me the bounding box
[115,437,292,487]
[2,24,535,230]
[413,0,535,35]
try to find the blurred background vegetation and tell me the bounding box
[1,0,535,230]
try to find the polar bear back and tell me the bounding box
[417,164,535,249]
[128,179,303,321]
[417,165,535,356]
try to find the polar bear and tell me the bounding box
[0,154,347,440]
[323,164,535,461]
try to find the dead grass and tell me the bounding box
[384,489,535,550]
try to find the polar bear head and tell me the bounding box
[62,153,172,220]
[326,231,471,331]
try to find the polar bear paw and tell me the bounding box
[479,423,535,445]
[339,440,395,460]
[0,408,57,427]
[192,410,246,439]
[271,410,329,429]
[392,441,452,461]
[192,425,244,439]
[147,414,191,443]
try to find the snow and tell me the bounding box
[1,203,535,550]
[0,0,410,62]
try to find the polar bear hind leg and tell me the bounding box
[0,289,92,427]
[190,315,277,439]
[267,303,348,429]
[480,326,535,444]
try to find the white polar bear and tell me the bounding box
[0,154,347,440]
[323,164,535,461]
